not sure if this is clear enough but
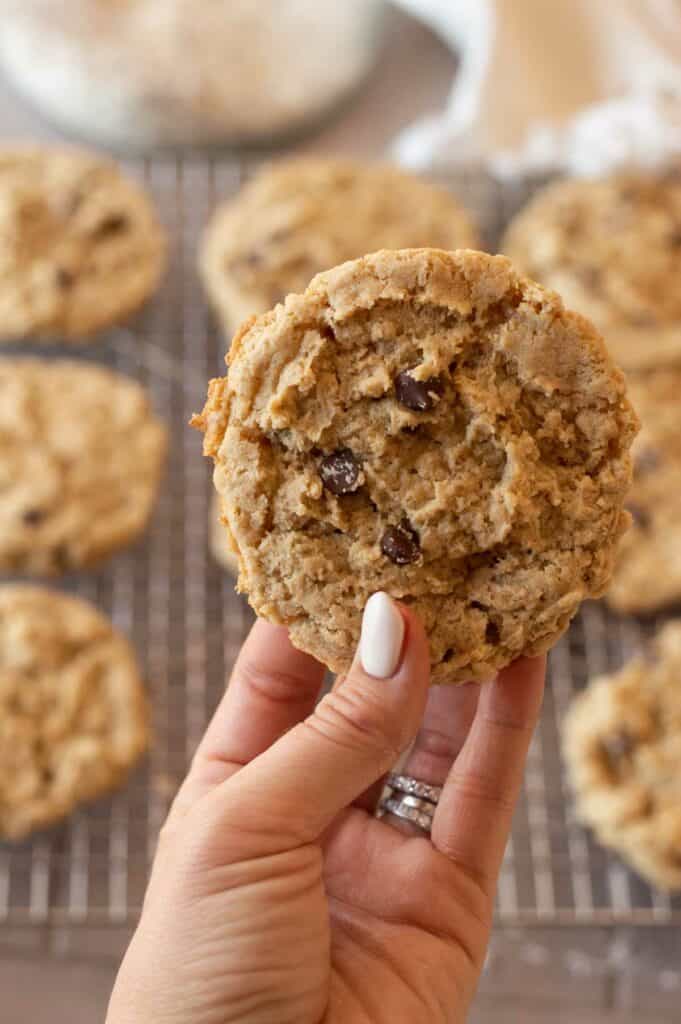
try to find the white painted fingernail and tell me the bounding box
[360,592,405,679]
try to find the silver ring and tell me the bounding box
[387,772,443,805]
[378,793,435,833]
[377,773,442,834]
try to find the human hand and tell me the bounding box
[107,594,545,1024]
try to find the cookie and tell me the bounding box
[0,146,165,342]
[563,621,681,890]
[210,494,239,576]
[608,368,681,614]
[503,171,681,371]
[0,585,148,840]
[194,248,638,684]
[0,359,167,575]
[200,158,480,333]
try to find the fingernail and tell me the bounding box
[360,592,405,679]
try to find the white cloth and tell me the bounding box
[393,0,681,177]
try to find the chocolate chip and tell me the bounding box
[55,267,74,289]
[442,648,454,663]
[485,621,500,645]
[319,449,361,495]
[577,267,602,292]
[601,730,635,771]
[627,503,651,529]
[22,508,45,526]
[669,229,681,249]
[95,213,128,238]
[635,448,660,476]
[629,312,657,328]
[394,371,443,412]
[380,521,420,565]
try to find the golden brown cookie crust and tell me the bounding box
[503,172,681,372]
[0,358,167,575]
[200,158,480,333]
[0,585,148,840]
[195,248,637,684]
[210,494,239,576]
[563,621,681,891]
[0,146,166,342]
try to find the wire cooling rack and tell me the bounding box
[1,160,680,959]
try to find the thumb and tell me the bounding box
[205,593,430,851]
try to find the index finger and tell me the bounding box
[431,655,546,891]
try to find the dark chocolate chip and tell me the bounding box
[634,448,661,476]
[628,312,657,328]
[627,503,651,529]
[22,508,45,526]
[485,621,501,645]
[601,730,635,771]
[380,521,420,565]
[319,449,361,495]
[55,267,74,289]
[394,371,443,412]
[577,267,602,292]
[442,648,454,663]
[95,213,129,238]
[51,544,70,571]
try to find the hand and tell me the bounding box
[107,594,545,1024]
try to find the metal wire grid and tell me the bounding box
[1,160,680,951]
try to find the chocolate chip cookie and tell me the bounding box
[0,359,167,575]
[0,146,165,342]
[563,621,681,890]
[503,171,681,371]
[608,368,681,614]
[0,585,148,839]
[200,158,480,333]
[194,248,638,684]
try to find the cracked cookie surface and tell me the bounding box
[0,585,148,840]
[200,158,480,333]
[503,172,681,371]
[195,249,637,684]
[0,359,167,575]
[563,621,681,890]
[0,146,165,341]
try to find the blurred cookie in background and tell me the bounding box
[0,1,385,150]
[608,368,681,615]
[0,359,167,576]
[563,620,681,891]
[503,171,681,372]
[200,158,480,333]
[0,585,148,840]
[0,147,165,343]
[210,494,239,577]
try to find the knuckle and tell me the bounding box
[308,685,404,764]
[448,768,516,814]
[235,656,319,707]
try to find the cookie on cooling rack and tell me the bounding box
[200,158,480,333]
[0,146,166,342]
[607,368,681,614]
[563,621,681,890]
[210,494,239,576]
[0,359,167,575]
[502,171,681,372]
[0,585,148,840]
[194,248,638,684]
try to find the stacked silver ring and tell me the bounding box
[376,772,443,834]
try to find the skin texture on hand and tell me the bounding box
[107,600,546,1024]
